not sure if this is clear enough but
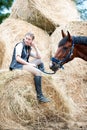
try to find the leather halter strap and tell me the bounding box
[51,40,75,69]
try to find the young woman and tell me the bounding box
[9,32,50,103]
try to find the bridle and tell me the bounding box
[51,41,75,71]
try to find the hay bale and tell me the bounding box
[10,0,56,34]
[51,21,87,50]
[50,21,87,124]
[0,18,50,69]
[0,11,86,130]
[10,0,80,34]
[0,39,5,68]
[50,21,87,58]
[0,70,75,129]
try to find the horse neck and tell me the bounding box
[73,36,87,61]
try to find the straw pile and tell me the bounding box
[0,70,73,130]
[51,21,87,56]
[0,39,5,68]
[51,21,87,125]
[0,0,87,129]
[0,18,50,69]
[10,0,80,34]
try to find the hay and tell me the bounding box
[51,21,87,49]
[0,18,51,69]
[29,0,80,25]
[0,1,87,129]
[50,21,87,124]
[10,0,55,34]
[0,39,5,68]
[10,0,80,34]
[0,70,77,129]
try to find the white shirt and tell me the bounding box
[15,42,36,58]
[15,42,23,57]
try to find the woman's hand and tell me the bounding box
[28,63,36,67]
[30,41,41,59]
[30,41,37,48]
[31,63,36,67]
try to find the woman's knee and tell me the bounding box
[35,69,42,76]
[31,59,42,66]
[23,64,42,76]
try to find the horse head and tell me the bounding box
[50,30,75,72]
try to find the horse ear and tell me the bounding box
[67,31,72,41]
[61,30,66,38]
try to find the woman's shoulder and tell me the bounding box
[15,42,23,50]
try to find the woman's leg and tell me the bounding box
[23,64,42,76]
[30,59,42,66]
[30,59,45,72]
[34,76,50,102]
[22,64,50,103]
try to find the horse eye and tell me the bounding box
[63,47,68,51]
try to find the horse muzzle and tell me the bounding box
[49,62,59,72]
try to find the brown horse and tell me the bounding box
[50,30,87,72]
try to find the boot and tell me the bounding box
[38,63,45,72]
[34,76,50,103]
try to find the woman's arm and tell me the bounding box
[15,43,36,67]
[30,42,41,59]
[16,56,36,67]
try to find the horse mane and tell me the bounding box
[73,36,87,45]
[58,36,87,47]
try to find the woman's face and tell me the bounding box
[24,35,33,46]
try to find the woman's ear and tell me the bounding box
[61,30,66,38]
